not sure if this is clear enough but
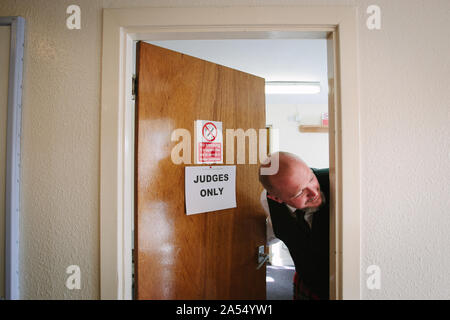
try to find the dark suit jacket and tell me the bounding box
[267,168,330,299]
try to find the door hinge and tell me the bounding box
[132,74,138,100]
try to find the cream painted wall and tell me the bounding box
[357,0,450,299]
[0,0,102,299]
[0,0,449,299]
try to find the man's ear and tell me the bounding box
[267,193,283,204]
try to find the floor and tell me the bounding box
[266,264,295,300]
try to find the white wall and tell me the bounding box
[266,103,329,169]
[0,0,449,299]
[357,0,450,299]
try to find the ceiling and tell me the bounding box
[145,39,329,105]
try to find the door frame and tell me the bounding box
[100,6,360,300]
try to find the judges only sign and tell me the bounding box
[185,165,236,215]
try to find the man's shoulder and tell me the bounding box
[311,168,330,196]
[311,167,329,177]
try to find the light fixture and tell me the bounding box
[265,81,321,95]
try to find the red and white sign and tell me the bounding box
[321,112,328,126]
[195,120,223,164]
[202,122,218,142]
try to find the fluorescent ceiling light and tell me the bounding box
[265,81,321,95]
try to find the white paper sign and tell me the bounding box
[185,165,236,215]
[194,120,223,164]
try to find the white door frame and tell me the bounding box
[1,16,25,300]
[100,6,360,300]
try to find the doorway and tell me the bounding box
[100,5,361,300]
[132,38,330,299]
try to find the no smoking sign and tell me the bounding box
[202,122,217,142]
[195,120,223,164]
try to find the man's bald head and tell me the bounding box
[259,152,322,209]
[259,152,308,196]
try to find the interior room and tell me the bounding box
[140,39,329,299]
[1,0,450,302]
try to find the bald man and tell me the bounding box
[259,152,330,300]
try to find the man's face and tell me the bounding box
[268,162,322,210]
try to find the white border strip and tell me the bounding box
[0,16,25,300]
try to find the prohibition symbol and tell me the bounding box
[202,122,217,142]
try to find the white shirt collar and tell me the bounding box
[286,204,297,213]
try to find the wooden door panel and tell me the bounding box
[135,42,266,299]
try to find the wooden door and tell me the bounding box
[134,42,266,299]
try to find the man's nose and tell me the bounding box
[306,186,319,198]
